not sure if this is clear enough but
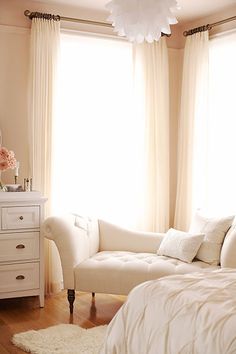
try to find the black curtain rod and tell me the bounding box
[183,15,236,37]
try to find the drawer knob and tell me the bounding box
[16,275,25,280]
[19,216,24,220]
[16,244,25,249]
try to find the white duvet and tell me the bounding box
[100,269,236,354]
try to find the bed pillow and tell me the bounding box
[157,228,204,263]
[189,212,234,265]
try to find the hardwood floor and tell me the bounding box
[0,291,126,353]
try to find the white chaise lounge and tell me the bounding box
[42,213,236,313]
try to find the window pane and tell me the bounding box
[194,31,236,215]
[51,33,144,228]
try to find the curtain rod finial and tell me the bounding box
[24,10,30,17]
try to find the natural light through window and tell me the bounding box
[51,33,144,228]
[193,31,236,215]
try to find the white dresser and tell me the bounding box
[0,191,47,307]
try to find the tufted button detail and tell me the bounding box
[75,250,220,296]
[88,251,217,272]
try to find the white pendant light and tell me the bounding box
[106,0,179,43]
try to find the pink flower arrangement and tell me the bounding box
[0,147,17,171]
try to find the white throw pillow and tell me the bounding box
[189,212,234,265]
[157,228,204,263]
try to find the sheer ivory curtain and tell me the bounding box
[28,17,61,294]
[174,31,209,231]
[134,38,170,232]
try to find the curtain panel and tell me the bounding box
[133,38,170,233]
[174,31,209,231]
[28,17,61,294]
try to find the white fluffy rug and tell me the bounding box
[12,324,107,354]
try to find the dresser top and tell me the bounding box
[0,191,47,203]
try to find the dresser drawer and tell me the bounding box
[0,262,39,293]
[1,206,40,230]
[0,232,39,262]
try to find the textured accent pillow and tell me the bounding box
[157,228,204,263]
[189,212,234,265]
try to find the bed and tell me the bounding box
[100,269,236,354]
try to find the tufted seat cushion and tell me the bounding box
[74,251,219,295]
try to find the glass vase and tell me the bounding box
[0,172,7,192]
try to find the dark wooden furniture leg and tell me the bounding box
[67,289,75,314]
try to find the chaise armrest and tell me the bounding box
[99,220,165,253]
[42,214,99,289]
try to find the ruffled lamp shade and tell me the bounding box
[106,0,179,43]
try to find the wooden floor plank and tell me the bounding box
[0,291,125,353]
[0,343,9,354]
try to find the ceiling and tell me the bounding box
[32,0,236,23]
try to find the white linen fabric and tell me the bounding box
[43,214,99,289]
[221,223,236,268]
[157,228,204,263]
[29,17,60,211]
[99,220,165,253]
[174,31,209,231]
[189,212,234,265]
[74,251,214,295]
[28,17,61,294]
[133,38,169,232]
[100,269,236,354]
[43,216,218,291]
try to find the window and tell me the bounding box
[51,33,144,228]
[193,31,236,215]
